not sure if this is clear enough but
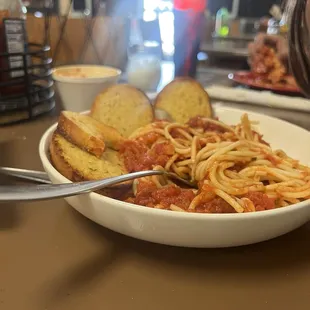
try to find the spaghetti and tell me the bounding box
[120,114,310,214]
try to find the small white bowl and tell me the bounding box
[52,65,121,112]
[39,107,310,248]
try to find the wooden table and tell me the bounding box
[1,73,310,310]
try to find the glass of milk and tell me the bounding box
[127,50,162,92]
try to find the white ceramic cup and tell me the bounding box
[52,65,121,112]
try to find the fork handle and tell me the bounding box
[0,170,163,202]
[0,167,51,184]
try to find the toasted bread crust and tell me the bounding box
[91,121,125,151]
[57,111,106,158]
[57,111,125,158]
[50,132,127,182]
[50,131,86,182]
[91,84,154,137]
[154,77,212,123]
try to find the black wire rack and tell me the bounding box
[0,21,55,126]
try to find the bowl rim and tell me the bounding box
[39,107,310,220]
[52,64,122,84]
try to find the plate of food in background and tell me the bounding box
[229,45,301,94]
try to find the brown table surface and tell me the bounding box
[2,78,310,310]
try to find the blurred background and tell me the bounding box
[0,0,286,124]
[24,0,282,69]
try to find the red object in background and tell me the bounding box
[173,0,206,12]
[173,0,206,77]
[230,71,301,94]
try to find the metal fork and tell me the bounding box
[0,167,51,184]
[0,169,196,202]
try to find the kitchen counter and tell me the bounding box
[1,72,310,310]
[200,41,249,58]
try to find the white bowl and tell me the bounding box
[39,107,310,248]
[52,65,121,112]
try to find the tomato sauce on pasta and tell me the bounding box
[119,114,310,214]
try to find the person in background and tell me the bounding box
[173,0,207,77]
